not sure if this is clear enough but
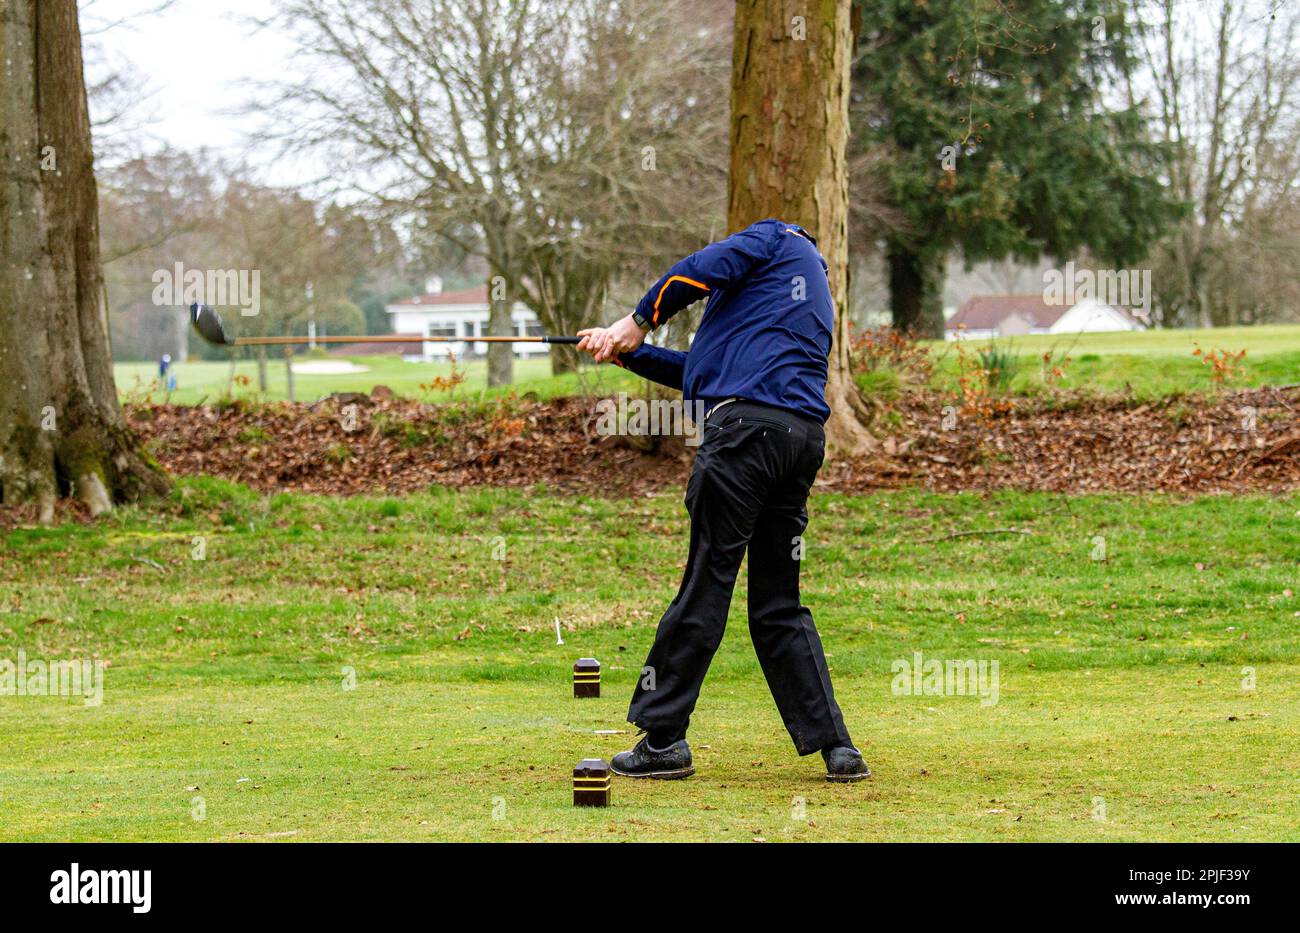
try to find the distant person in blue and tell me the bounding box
[159,354,177,392]
[576,219,868,783]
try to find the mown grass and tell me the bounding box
[924,324,1300,398]
[1,479,1297,840]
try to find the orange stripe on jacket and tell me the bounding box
[652,276,710,326]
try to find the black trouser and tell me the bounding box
[627,399,852,755]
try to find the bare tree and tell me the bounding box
[98,147,221,361]
[262,0,728,380]
[79,0,181,163]
[1137,0,1299,326]
[512,0,730,371]
[205,179,376,389]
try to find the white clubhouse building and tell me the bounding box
[385,280,547,361]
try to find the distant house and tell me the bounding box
[944,294,1146,341]
[384,281,547,361]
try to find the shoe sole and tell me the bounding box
[825,770,871,783]
[610,764,696,780]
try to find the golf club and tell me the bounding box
[189,303,582,347]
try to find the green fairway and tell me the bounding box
[924,324,1300,398]
[2,481,1297,841]
[937,323,1300,357]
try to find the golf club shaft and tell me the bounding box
[226,334,582,346]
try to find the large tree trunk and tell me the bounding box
[523,254,602,377]
[549,341,580,376]
[486,295,514,387]
[728,0,874,456]
[483,245,515,387]
[255,347,269,393]
[547,269,602,376]
[887,243,945,338]
[0,0,168,522]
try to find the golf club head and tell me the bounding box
[190,303,233,346]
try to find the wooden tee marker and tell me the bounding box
[573,658,600,698]
[573,758,611,807]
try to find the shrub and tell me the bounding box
[976,342,1018,392]
[1192,344,1247,384]
[850,326,933,385]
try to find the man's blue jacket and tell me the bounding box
[615,218,834,423]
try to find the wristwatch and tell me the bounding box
[631,310,652,332]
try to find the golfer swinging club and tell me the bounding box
[577,218,869,783]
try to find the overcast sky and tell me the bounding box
[85,0,300,174]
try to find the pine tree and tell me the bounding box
[854,0,1181,336]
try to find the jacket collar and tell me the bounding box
[777,221,818,247]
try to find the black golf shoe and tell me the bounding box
[823,745,870,782]
[610,737,695,780]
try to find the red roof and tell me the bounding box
[945,294,1068,331]
[388,286,488,308]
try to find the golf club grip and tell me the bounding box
[544,336,582,345]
